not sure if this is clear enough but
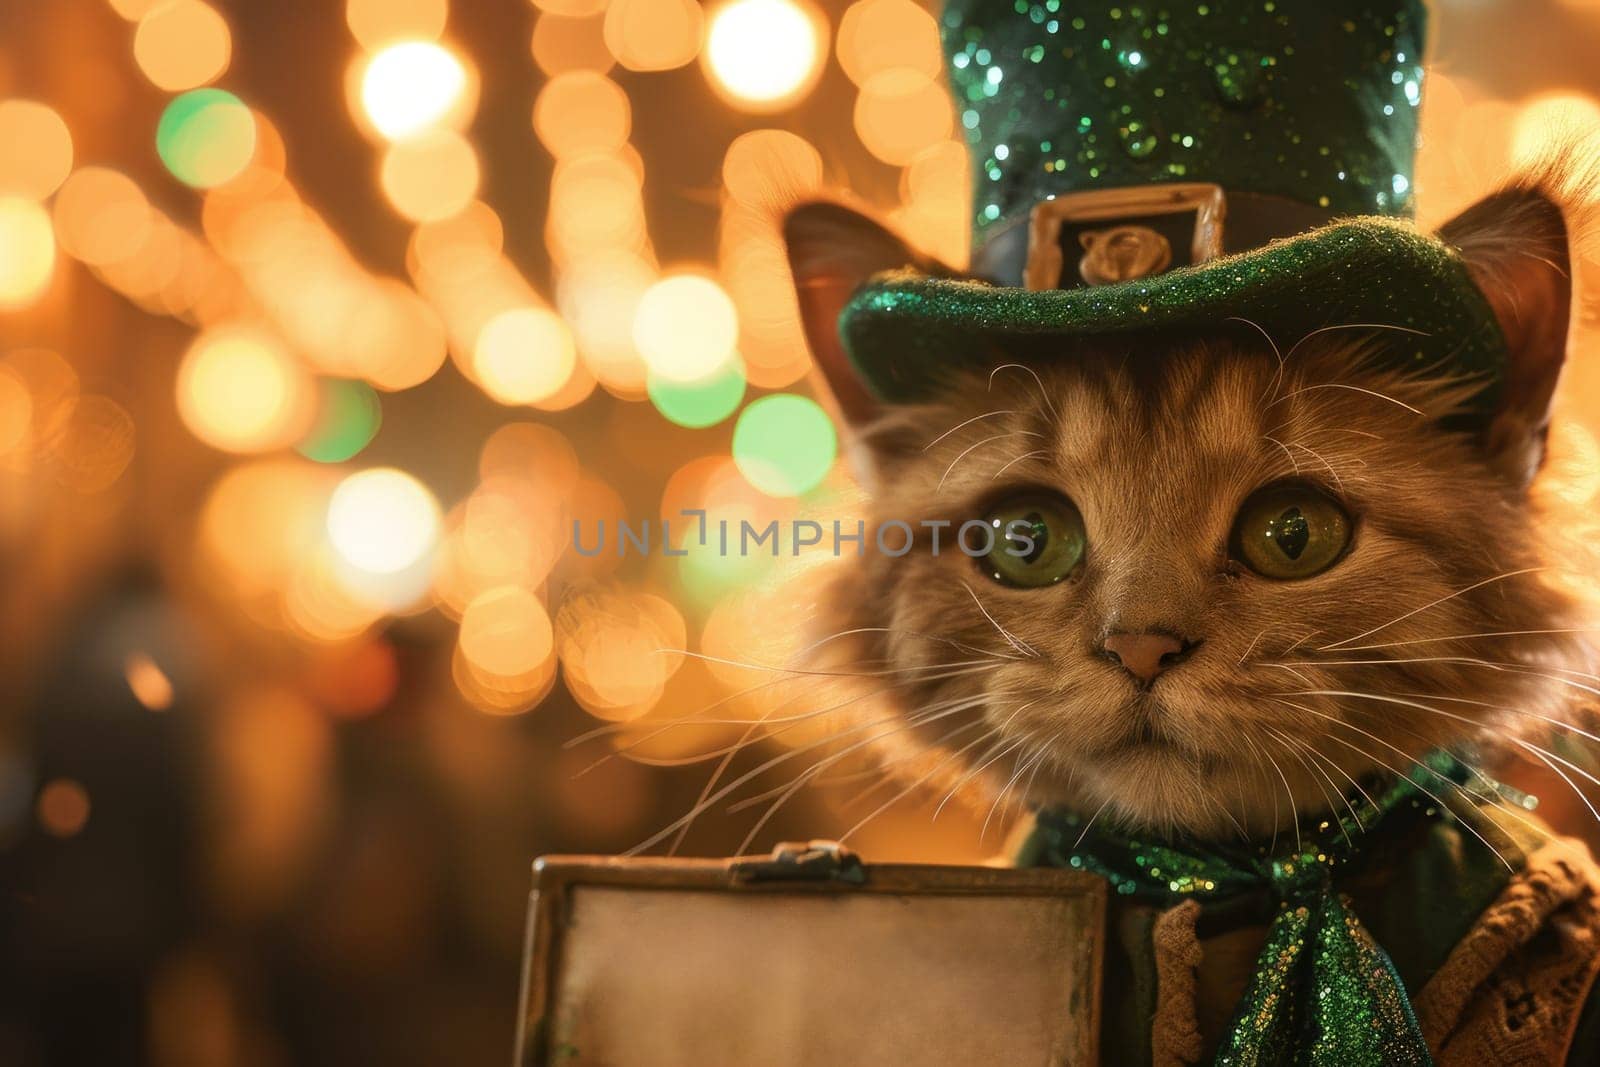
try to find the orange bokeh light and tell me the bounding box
[603,0,705,72]
[134,0,232,92]
[0,100,73,200]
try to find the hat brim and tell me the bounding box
[839,218,1507,414]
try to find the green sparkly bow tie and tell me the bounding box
[1027,753,1490,1066]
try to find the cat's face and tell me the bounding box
[820,339,1578,838]
[784,179,1581,841]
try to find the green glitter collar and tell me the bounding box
[1025,752,1533,1065]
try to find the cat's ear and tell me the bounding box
[1439,182,1575,485]
[783,201,954,425]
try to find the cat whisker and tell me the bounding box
[660,647,991,679]
[930,696,1043,823]
[1279,689,1556,843]
[1280,655,1600,697]
[1317,567,1548,650]
[567,658,996,750]
[734,716,993,855]
[1266,381,1425,416]
[982,743,1052,844]
[1255,734,1302,853]
[1236,627,1272,667]
[1287,441,1347,493]
[832,727,1004,849]
[988,362,1063,425]
[1280,630,1322,657]
[938,430,1046,490]
[628,693,994,856]
[1387,690,1600,748]
[1518,743,1600,836]
[797,626,1029,667]
[1238,732,1281,852]
[931,732,1030,824]
[962,581,1041,658]
[1262,434,1301,476]
[1283,322,1430,363]
[1328,628,1600,653]
[991,449,1052,480]
[579,661,994,775]
[1295,731,1377,831]
[1263,724,1353,846]
[1071,797,1114,850]
[1196,779,1251,845]
[1226,315,1286,405]
[794,625,1027,664]
[922,409,1017,452]
[1271,698,1515,870]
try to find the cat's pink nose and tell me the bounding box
[1101,632,1188,684]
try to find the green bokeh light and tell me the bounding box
[157,89,257,189]
[296,379,382,463]
[647,360,746,429]
[731,393,837,497]
[674,515,775,609]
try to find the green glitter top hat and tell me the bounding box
[836,0,1510,414]
[951,0,1426,239]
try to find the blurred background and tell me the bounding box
[3,0,1600,1062]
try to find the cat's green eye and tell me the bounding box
[982,492,1087,588]
[1231,484,1352,580]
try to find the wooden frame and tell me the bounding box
[515,854,1106,1066]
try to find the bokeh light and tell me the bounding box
[533,72,631,159]
[556,587,687,720]
[704,0,825,111]
[347,0,449,49]
[360,41,470,141]
[459,585,555,682]
[648,358,747,428]
[557,250,655,395]
[632,274,740,383]
[380,129,479,222]
[603,0,705,72]
[854,68,954,166]
[52,167,152,266]
[108,0,170,18]
[0,198,56,309]
[49,394,137,493]
[36,778,91,838]
[732,393,837,496]
[479,420,581,501]
[531,12,614,75]
[157,89,258,188]
[125,652,176,711]
[326,468,442,576]
[836,0,943,85]
[296,379,383,463]
[347,280,450,391]
[895,138,971,265]
[722,129,824,208]
[2,348,78,453]
[661,453,790,604]
[0,100,73,199]
[472,307,579,405]
[0,362,31,456]
[177,325,313,454]
[532,0,608,14]
[546,152,649,258]
[133,0,232,92]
